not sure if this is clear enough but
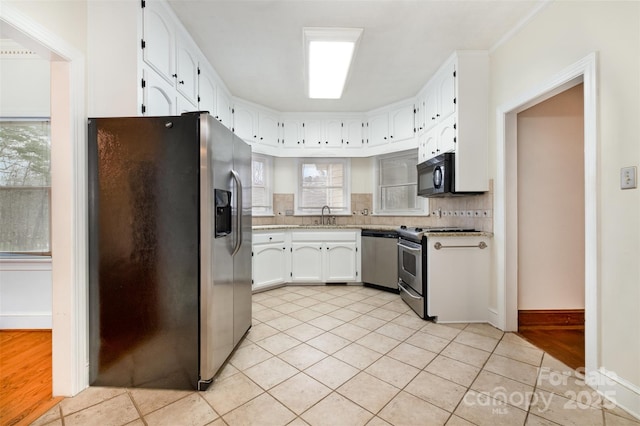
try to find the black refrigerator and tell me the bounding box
[88,112,252,390]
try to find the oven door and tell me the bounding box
[397,238,423,296]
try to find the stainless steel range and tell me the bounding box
[396,225,475,319]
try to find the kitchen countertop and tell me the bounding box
[252,224,492,237]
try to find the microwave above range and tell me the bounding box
[417,152,483,198]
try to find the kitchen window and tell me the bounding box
[252,153,273,216]
[295,158,350,215]
[374,149,427,215]
[0,119,51,255]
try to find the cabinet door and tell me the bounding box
[389,104,415,142]
[303,120,323,148]
[291,243,323,282]
[233,104,258,142]
[415,97,427,134]
[259,113,280,146]
[175,35,199,105]
[282,119,304,147]
[424,82,439,130]
[438,115,456,154]
[324,242,357,282]
[142,68,175,116]
[438,61,457,120]
[423,127,438,160]
[216,90,232,129]
[199,70,217,116]
[324,119,343,147]
[367,113,389,146]
[142,1,174,84]
[418,133,428,163]
[253,243,288,289]
[343,120,364,147]
[177,93,197,114]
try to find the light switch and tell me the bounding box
[621,166,637,189]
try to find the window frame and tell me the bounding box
[373,149,428,216]
[251,153,274,216]
[295,157,351,216]
[0,117,52,256]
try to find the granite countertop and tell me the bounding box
[252,224,492,237]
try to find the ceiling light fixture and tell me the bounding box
[303,27,363,99]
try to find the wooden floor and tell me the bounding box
[0,330,62,426]
[518,328,585,370]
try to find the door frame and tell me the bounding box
[0,4,88,396]
[494,53,598,374]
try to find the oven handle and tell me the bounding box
[398,280,422,300]
[397,241,422,251]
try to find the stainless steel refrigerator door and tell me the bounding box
[199,114,235,385]
[232,136,252,345]
[88,115,200,390]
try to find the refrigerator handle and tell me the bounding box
[230,169,242,256]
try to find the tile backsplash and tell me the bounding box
[252,180,494,232]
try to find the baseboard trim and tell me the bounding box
[0,314,52,329]
[591,368,640,420]
[518,309,585,330]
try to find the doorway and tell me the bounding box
[496,53,598,376]
[515,83,585,369]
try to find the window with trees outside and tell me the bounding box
[0,119,51,255]
[252,153,273,216]
[296,158,350,215]
[374,149,427,215]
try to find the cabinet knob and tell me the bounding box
[283,247,286,250]
[325,141,328,144]
[269,237,272,240]
[384,136,387,140]
[318,141,321,144]
[390,135,393,139]
[432,117,436,120]
[260,137,263,140]
[436,113,440,117]
[179,80,184,85]
[172,74,177,78]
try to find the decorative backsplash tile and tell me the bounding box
[253,180,494,232]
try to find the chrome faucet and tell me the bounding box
[321,205,331,225]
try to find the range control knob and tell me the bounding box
[400,225,407,229]
[415,228,423,232]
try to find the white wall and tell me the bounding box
[490,0,640,393]
[0,45,53,329]
[516,84,585,310]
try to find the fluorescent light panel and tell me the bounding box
[304,28,363,99]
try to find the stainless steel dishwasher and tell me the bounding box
[361,229,399,292]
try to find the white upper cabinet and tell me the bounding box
[389,104,416,142]
[142,1,174,83]
[175,34,199,106]
[142,67,175,116]
[282,119,305,147]
[233,103,258,141]
[324,119,343,147]
[303,119,324,148]
[367,112,389,146]
[343,119,364,148]
[366,102,416,147]
[258,112,280,146]
[198,67,217,116]
[215,89,232,128]
[233,101,280,147]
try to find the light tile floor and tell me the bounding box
[33,285,640,426]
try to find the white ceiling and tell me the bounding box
[170,0,542,113]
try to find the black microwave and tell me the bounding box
[417,152,481,197]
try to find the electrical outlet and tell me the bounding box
[621,166,637,189]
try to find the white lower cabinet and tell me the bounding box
[253,229,360,290]
[324,242,358,282]
[252,232,290,291]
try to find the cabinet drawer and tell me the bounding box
[291,230,357,242]
[253,232,286,244]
